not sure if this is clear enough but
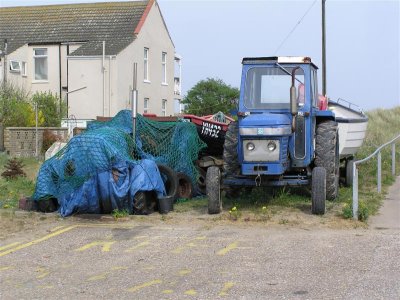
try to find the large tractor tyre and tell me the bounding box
[223,121,241,198]
[207,166,222,214]
[311,167,326,215]
[157,164,178,199]
[315,120,339,200]
[345,159,355,187]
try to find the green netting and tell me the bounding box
[33,110,206,200]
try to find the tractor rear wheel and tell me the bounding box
[223,122,241,198]
[315,120,339,200]
[207,166,222,214]
[311,167,326,215]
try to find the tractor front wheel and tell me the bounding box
[311,167,326,215]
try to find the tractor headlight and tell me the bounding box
[246,142,255,151]
[267,141,277,152]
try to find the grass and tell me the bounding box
[0,153,42,209]
[0,107,398,223]
[111,209,129,219]
[176,107,400,222]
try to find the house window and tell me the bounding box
[33,48,48,80]
[9,60,21,72]
[21,62,27,76]
[144,98,149,114]
[162,52,167,84]
[144,47,149,81]
[161,99,167,116]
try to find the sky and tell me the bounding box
[1,0,399,111]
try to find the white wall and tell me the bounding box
[68,56,117,119]
[117,1,175,116]
[6,44,61,96]
[4,42,83,102]
[67,2,176,119]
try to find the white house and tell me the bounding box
[0,0,182,119]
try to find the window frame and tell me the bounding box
[21,61,27,77]
[161,99,167,116]
[144,47,150,82]
[144,97,149,114]
[33,48,48,82]
[9,60,21,73]
[161,52,167,84]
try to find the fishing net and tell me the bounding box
[33,110,206,201]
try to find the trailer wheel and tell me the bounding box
[345,159,354,187]
[223,121,241,198]
[207,166,222,214]
[176,172,193,200]
[311,167,326,215]
[315,120,339,200]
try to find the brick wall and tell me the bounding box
[4,127,68,157]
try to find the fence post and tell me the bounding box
[392,143,396,176]
[377,151,382,193]
[352,163,358,220]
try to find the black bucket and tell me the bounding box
[158,195,174,214]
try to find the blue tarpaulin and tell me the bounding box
[58,159,165,217]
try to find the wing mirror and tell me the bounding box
[290,67,300,132]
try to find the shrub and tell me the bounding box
[42,129,62,153]
[32,91,66,127]
[1,157,26,180]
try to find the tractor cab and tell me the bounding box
[237,56,328,177]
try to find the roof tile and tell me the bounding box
[0,1,148,55]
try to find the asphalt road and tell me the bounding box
[0,177,399,299]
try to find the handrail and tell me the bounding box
[352,133,400,220]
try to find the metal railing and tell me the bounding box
[352,133,400,220]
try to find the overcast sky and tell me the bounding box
[1,0,399,111]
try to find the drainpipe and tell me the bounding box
[109,56,112,117]
[3,39,8,87]
[59,44,62,112]
[66,44,69,117]
[102,41,106,116]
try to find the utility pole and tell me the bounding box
[322,0,327,96]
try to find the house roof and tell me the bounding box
[0,1,151,56]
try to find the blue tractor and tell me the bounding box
[206,57,339,215]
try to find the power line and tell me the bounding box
[273,0,318,55]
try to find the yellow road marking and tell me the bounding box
[88,272,109,281]
[127,279,162,293]
[75,241,115,252]
[37,272,50,279]
[38,285,54,289]
[0,266,13,271]
[217,242,238,256]
[111,266,128,271]
[50,226,65,232]
[162,289,174,294]
[184,289,197,296]
[125,241,150,252]
[0,225,78,257]
[178,269,191,276]
[219,282,235,296]
[0,242,21,251]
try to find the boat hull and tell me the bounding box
[183,115,232,156]
[328,101,368,159]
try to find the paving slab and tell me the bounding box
[369,176,400,230]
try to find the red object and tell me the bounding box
[318,94,328,110]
